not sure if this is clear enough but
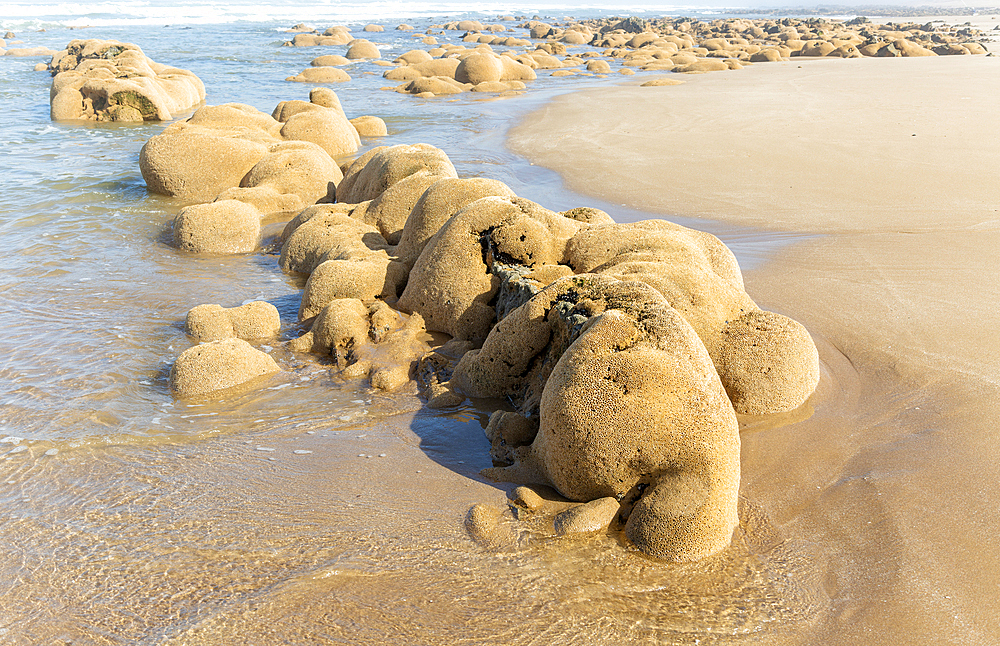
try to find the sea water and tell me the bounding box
[0,3,821,643]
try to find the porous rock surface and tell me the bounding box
[49,39,205,122]
[185,301,281,342]
[170,338,281,397]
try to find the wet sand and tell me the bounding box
[508,52,1000,643]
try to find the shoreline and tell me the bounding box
[507,51,1000,643]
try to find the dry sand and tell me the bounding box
[509,51,1000,644]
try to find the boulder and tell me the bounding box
[286,66,351,83]
[393,76,469,96]
[800,40,835,56]
[311,54,351,66]
[465,276,742,561]
[140,129,269,201]
[48,39,204,122]
[336,143,457,204]
[565,219,819,414]
[673,59,731,73]
[750,48,783,62]
[278,104,360,159]
[455,52,503,84]
[383,58,462,81]
[304,298,371,357]
[345,39,380,59]
[350,171,448,244]
[394,49,433,65]
[585,59,612,73]
[279,203,386,274]
[170,338,281,397]
[350,115,388,137]
[308,87,346,114]
[214,186,304,216]
[240,140,342,205]
[185,301,281,342]
[394,177,517,268]
[397,196,584,343]
[288,32,351,46]
[172,200,261,254]
[499,55,537,81]
[299,254,406,319]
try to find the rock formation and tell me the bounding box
[48,39,204,121]
[160,139,819,560]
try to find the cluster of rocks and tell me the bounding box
[47,39,205,121]
[139,87,386,211]
[159,105,820,559]
[384,49,537,96]
[534,15,990,64]
[276,14,990,100]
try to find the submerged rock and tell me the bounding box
[554,497,621,535]
[170,338,281,397]
[172,200,261,254]
[185,302,281,342]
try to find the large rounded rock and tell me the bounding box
[278,105,360,159]
[565,219,820,414]
[214,186,304,215]
[311,54,351,66]
[240,141,342,205]
[286,67,351,83]
[471,277,741,561]
[674,59,731,73]
[712,309,820,414]
[185,103,282,137]
[349,115,388,137]
[170,338,281,397]
[394,76,469,96]
[585,59,612,73]
[307,298,371,355]
[308,87,345,114]
[394,49,433,65]
[382,58,461,81]
[299,254,406,319]
[336,143,457,204]
[394,177,517,268]
[455,52,503,84]
[172,200,261,254]
[185,301,281,342]
[140,129,268,201]
[279,204,386,274]
[349,171,447,245]
[499,55,537,80]
[345,39,380,59]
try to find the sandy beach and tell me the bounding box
[509,45,1000,644]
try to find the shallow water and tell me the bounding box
[1,12,827,644]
